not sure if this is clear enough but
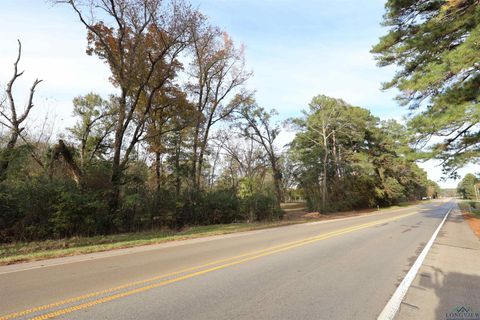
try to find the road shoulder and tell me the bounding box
[395,205,480,320]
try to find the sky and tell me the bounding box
[0,0,475,188]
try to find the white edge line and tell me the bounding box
[377,206,453,320]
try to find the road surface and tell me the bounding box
[0,200,454,320]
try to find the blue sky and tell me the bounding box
[191,0,400,120]
[0,0,472,187]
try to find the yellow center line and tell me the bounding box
[0,219,393,320]
[0,209,421,320]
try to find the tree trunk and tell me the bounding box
[272,161,283,211]
[332,130,340,180]
[191,123,200,192]
[186,122,201,226]
[196,150,204,190]
[109,94,127,220]
[174,132,181,199]
[155,151,161,191]
[196,119,214,191]
[60,140,83,184]
[322,120,328,212]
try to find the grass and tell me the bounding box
[457,200,480,239]
[0,221,307,266]
[0,199,433,266]
[458,200,480,218]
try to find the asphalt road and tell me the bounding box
[0,200,454,320]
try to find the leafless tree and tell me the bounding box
[239,104,284,209]
[0,40,42,180]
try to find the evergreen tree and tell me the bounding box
[372,1,480,176]
[289,95,432,212]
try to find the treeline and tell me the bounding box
[0,0,285,242]
[0,0,438,242]
[457,174,479,200]
[288,95,439,212]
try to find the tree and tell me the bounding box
[216,130,268,186]
[143,86,193,191]
[372,0,480,177]
[58,0,194,214]
[290,95,355,211]
[239,104,283,209]
[279,152,299,202]
[426,180,441,199]
[457,173,479,200]
[212,131,272,221]
[289,94,432,212]
[0,40,42,181]
[187,14,251,193]
[69,93,114,169]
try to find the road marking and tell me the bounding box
[0,208,427,320]
[377,207,452,320]
[0,202,438,276]
[29,226,380,320]
[0,223,373,320]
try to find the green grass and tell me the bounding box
[0,221,307,266]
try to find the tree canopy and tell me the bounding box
[288,95,435,213]
[372,0,480,177]
[457,173,479,200]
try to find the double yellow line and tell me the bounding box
[1,210,419,320]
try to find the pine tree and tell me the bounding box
[372,1,480,177]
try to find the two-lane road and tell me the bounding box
[0,200,453,320]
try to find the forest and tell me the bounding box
[2,0,478,243]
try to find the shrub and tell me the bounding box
[240,193,281,221]
[197,189,241,225]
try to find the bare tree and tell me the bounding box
[0,40,42,181]
[187,13,252,193]
[239,104,283,209]
[215,131,268,188]
[279,152,298,202]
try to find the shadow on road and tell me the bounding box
[418,267,480,319]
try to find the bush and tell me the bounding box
[197,189,241,225]
[240,193,282,221]
[0,174,111,242]
[182,190,281,226]
[0,153,283,242]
